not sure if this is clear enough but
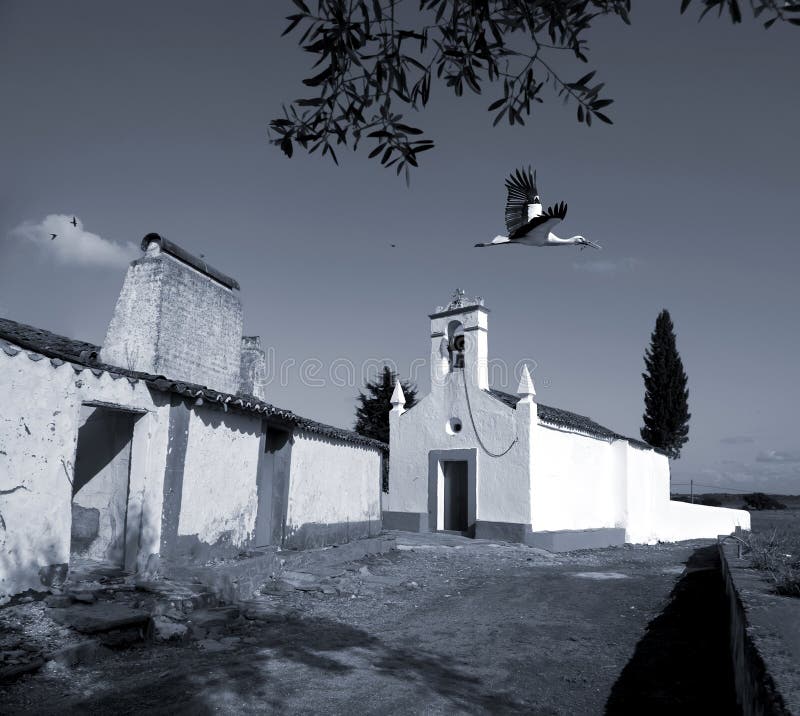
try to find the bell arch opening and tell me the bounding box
[447,320,465,371]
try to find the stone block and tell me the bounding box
[101,248,243,394]
[48,603,150,634]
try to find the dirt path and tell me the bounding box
[1,535,726,715]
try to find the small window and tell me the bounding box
[446,417,463,435]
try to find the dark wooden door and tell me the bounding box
[443,461,468,531]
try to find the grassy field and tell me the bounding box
[744,503,800,598]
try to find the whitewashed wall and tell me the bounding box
[619,445,750,543]
[530,425,627,532]
[389,369,750,544]
[622,443,669,544]
[387,372,532,526]
[177,406,262,548]
[0,345,170,603]
[659,501,751,541]
[286,431,382,544]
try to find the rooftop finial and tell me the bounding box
[517,364,536,402]
[390,379,406,412]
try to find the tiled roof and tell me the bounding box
[0,316,386,452]
[0,317,101,364]
[486,388,655,451]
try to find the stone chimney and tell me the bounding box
[239,335,267,400]
[101,233,243,394]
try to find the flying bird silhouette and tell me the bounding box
[475,167,600,249]
[50,233,57,240]
[70,216,77,227]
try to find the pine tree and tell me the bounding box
[354,366,417,444]
[641,309,691,459]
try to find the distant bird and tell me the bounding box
[70,216,77,227]
[475,167,600,249]
[50,233,57,240]
[390,244,396,248]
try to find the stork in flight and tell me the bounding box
[475,167,600,249]
[70,216,77,227]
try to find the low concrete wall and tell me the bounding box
[660,501,751,542]
[527,527,626,552]
[382,511,428,532]
[719,541,798,715]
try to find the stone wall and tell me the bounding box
[719,541,797,715]
[102,245,243,394]
[239,336,267,399]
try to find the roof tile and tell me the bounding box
[0,316,386,452]
[486,388,655,451]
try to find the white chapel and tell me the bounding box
[383,290,749,550]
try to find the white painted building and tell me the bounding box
[384,290,750,550]
[0,234,385,603]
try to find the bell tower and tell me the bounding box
[429,289,489,391]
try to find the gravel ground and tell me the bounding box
[0,534,726,715]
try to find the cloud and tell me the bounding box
[720,436,755,445]
[8,214,138,269]
[572,257,641,275]
[756,450,800,464]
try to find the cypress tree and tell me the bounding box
[641,309,691,459]
[354,365,417,444]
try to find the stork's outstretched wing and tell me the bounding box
[509,201,568,241]
[504,167,538,236]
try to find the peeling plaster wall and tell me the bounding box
[285,432,382,547]
[71,406,137,564]
[387,370,532,526]
[0,346,170,602]
[177,405,262,549]
[530,426,627,532]
[0,350,76,601]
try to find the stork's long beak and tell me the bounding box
[581,239,602,250]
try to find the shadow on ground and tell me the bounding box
[605,545,740,715]
[65,614,527,715]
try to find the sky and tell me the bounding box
[1,1,798,493]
